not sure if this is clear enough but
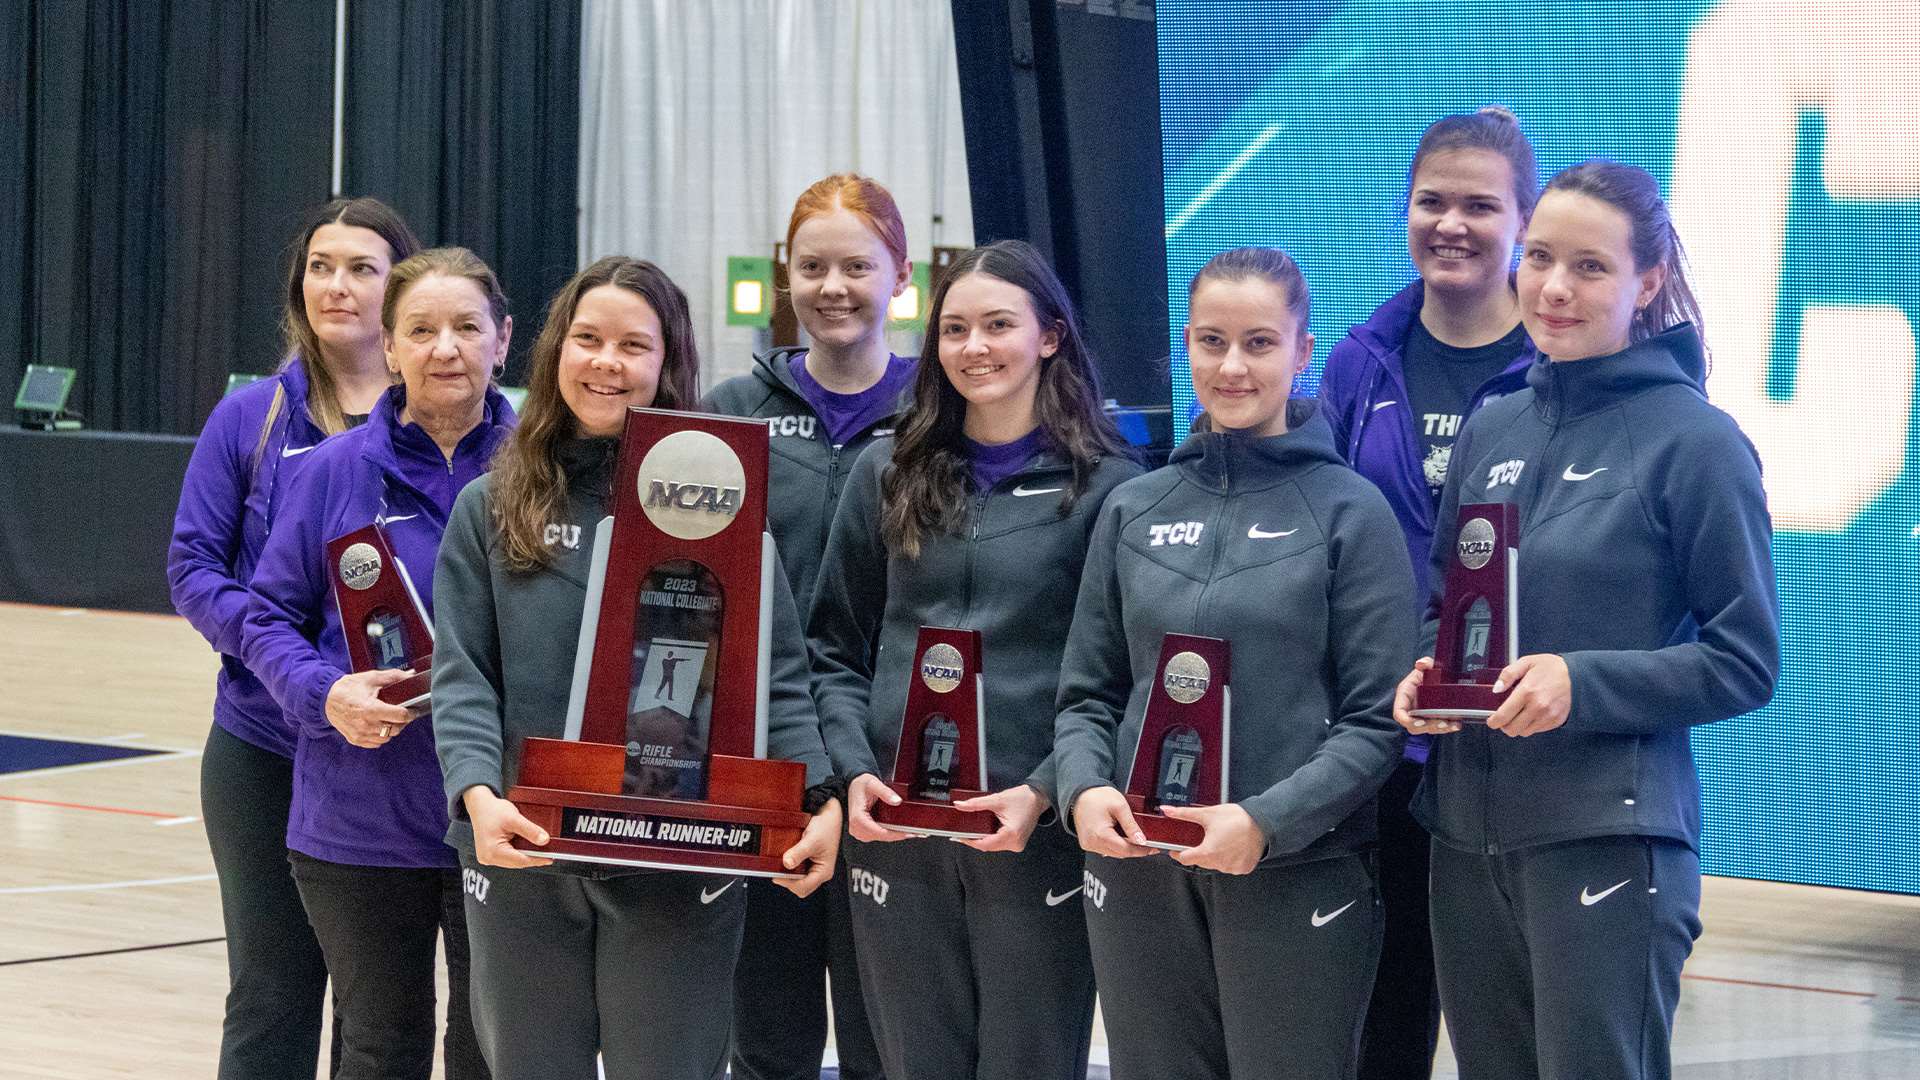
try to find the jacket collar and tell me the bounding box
[361,383,516,481]
[1172,399,1342,494]
[1524,324,1706,423]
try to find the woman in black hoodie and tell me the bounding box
[1054,248,1413,1080]
[1393,162,1780,1080]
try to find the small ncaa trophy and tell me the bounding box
[1122,634,1231,850]
[506,408,811,876]
[326,524,433,709]
[1412,503,1520,722]
[870,626,994,839]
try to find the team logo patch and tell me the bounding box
[1148,521,1205,547]
[1457,517,1496,571]
[920,643,964,694]
[337,543,382,591]
[1082,869,1108,911]
[1486,458,1526,488]
[1162,651,1211,704]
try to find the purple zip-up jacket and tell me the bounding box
[242,384,515,867]
[1320,281,1533,765]
[168,362,332,758]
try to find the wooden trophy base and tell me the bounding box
[376,666,432,710]
[1124,793,1204,851]
[507,737,809,878]
[871,783,996,839]
[1411,680,1509,723]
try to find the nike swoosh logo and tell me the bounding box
[1248,525,1298,540]
[1580,879,1632,906]
[1563,465,1608,482]
[700,880,738,904]
[1044,885,1084,907]
[380,514,418,524]
[1311,900,1357,927]
[1013,484,1064,497]
[1371,400,1398,412]
[281,445,316,457]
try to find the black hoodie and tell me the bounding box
[1413,324,1781,856]
[1053,401,1413,864]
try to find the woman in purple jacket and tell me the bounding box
[242,247,516,1079]
[167,196,418,1078]
[1316,107,1539,1080]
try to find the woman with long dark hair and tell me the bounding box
[430,256,844,1079]
[809,239,1139,1080]
[1396,161,1779,1080]
[167,196,418,1077]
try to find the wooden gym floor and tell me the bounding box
[2,602,1918,1078]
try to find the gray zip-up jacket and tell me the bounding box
[430,436,831,874]
[704,348,909,609]
[1053,401,1413,864]
[808,437,1142,801]
[1413,325,1780,856]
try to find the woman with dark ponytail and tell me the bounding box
[1394,161,1776,1080]
[1318,105,1540,1080]
[1056,247,1412,1079]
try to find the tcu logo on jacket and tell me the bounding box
[767,415,816,439]
[1486,459,1526,488]
[1148,521,1205,547]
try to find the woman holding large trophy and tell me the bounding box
[809,239,1139,1080]
[1053,247,1413,1080]
[429,256,844,1079]
[1393,162,1780,1080]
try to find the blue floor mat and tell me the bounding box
[0,734,164,774]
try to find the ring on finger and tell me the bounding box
[380,723,392,739]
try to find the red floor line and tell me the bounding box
[0,794,176,819]
[1683,972,1877,999]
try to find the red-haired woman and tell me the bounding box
[704,172,915,1080]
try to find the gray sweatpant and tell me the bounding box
[842,823,1096,1080]
[459,858,746,1080]
[1083,849,1381,1080]
[1429,835,1702,1080]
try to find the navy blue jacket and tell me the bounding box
[1054,402,1413,864]
[242,384,514,867]
[168,362,333,757]
[1413,325,1781,855]
[1319,280,1534,600]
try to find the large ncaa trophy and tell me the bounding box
[506,408,811,876]
[1412,502,1520,722]
[1122,634,1231,850]
[870,626,995,839]
[326,524,433,709]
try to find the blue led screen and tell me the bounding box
[1159,1,1920,894]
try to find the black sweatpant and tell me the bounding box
[200,724,338,1079]
[289,852,488,1080]
[460,859,746,1080]
[1429,835,1702,1080]
[843,824,1096,1080]
[1084,849,1381,1080]
[1359,758,1440,1080]
[731,859,885,1080]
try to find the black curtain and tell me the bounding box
[343,0,580,386]
[0,1,336,435]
